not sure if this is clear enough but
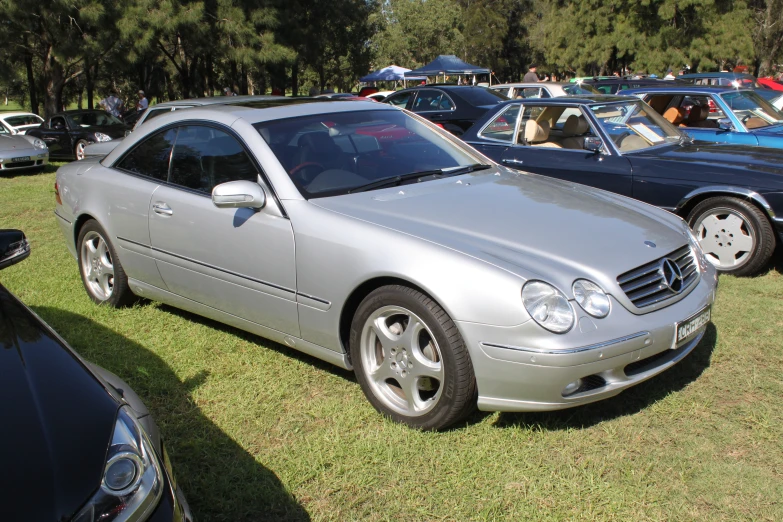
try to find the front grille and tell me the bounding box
[617,245,698,309]
[4,160,35,168]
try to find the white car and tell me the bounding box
[0,112,44,135]
[367,91,395,102]
[490,82,600,99]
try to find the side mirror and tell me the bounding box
[212,180,266,210]
[0,230,30,270]
[583,136,604,153]
[717,118,734,131]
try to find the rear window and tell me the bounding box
[4,115,43,126]
[455,87,508,105]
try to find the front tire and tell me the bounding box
[687,196,775,276]
[77,220,136,307]
[349,285,476,430]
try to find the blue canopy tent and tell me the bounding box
[360,65,426,83]
[404,55,491,84]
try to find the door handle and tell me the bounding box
[43,137,58,142]
[152,202,173,216]
[503,158,524,165]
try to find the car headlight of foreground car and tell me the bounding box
[32,138,47,149]
[95,132,113,142]
[572,279,610,318]
[72,406,163,522]
[522,280,575,333]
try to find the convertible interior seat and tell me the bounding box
[663,106,686,125]
[618,134,648,152]
[523,120,562,148]
[560,115,591,149]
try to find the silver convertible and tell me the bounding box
[54,99,718,430]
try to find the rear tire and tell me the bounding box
[349,285,476,430]
[77,220,136,307]
[687,196,775,276]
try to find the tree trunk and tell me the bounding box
[42,46,66,118]
[291,57,299,96]
[24,47,39,115]
[86,59,94,109]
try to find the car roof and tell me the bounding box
[492,95,631,106]
[622,86,752,94]
[390,85,494,93]
[150,94,287,108]
[491,82,571,87]
[680,72,755,79]
[583,78,678,84]
[167,97,393,125]
[0,111,41,119]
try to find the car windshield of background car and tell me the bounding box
[5,115,43,127]
[457,88,508,105]
[70,112,124,127]
[255,109,482,198]
[562,83,600,95]
[590,101,682,151]
[719,91,783,128]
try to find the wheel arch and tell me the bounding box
[675,186,776,223]
[338,276,441,357]
[73,212,98,248]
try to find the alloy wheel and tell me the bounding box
[80,230,115,300]
[693,207,755,269]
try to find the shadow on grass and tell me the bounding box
[158,303,356,382]
[491,323,718,431]
[33,306,311,522]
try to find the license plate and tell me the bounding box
[674,305,711,347]
[11,156,31,162]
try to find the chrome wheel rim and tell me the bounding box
[76,141,86,160]
[694,207,755,269]
[80,231,115,300]
[360,306,444,417]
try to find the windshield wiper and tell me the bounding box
[348,164,491,193]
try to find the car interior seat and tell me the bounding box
[663,106,685,125]
[522,120,561,147]
[296,132,345,169]
[560,115,591,149]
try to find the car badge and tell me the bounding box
[660,258,684,293]
[644,241,656,248]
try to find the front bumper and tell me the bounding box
[0,150,48,170]
[459,263,717,412]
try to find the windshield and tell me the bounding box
[562,83,599,95]
[69,111,124,127]
[589,100,683,152]
[719,90,783,129]
[255,109,482,198]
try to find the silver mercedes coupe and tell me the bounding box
[54,98,717,430]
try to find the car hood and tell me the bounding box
[80,124,128,139]
[313,168,691,294]
[629,142,783,174]
[0,134,39,152]
[0,286,118,521]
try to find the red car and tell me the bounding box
[757,77,783,91]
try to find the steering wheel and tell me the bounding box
[289,162,325,184]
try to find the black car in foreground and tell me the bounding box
[463,95,783,276]
[27,110,130,161]
[0,229,191,522]
[382,85,507,135]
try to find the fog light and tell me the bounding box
[562,379,583,397]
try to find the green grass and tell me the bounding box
[2,165,782,521]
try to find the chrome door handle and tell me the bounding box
[152,202,173,216]
[503,158,524,165]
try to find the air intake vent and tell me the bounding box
[617,245,698,308]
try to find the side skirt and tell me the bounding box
[129,278,352,371]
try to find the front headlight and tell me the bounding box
[95,132,113,142]
[72,406,163,522]
[572,279,610,318]
[33,138,47,149]
[522,280,575,333]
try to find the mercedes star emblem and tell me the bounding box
[660,258,684,292]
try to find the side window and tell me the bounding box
[141,108,171,123]
[412,90,446,112]
[168,126,258,194]
[480,104,520,142]
[384,92,412,108]
[115,128,177,181]
[680,95,725,124]
[50,117,66,129]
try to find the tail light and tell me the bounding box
[707,99,717,113]
[54,182,62,205]
[434,123,445,129]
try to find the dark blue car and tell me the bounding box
[462,95,783,276]
[620,86,783,148]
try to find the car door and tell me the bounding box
[410,89,453,123]
[103,127,177,288]
[383,91,414,109]
[37,117,69,157]
[497,104,634,196]
[147,124,300,336]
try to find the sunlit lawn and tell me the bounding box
[2,165,782,521]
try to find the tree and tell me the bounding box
[748,0,783,75]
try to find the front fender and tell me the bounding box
[676,185,777,219]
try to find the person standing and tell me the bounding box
[523,64,540,82]
[98,91,124,117]
[136,90,149,112]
